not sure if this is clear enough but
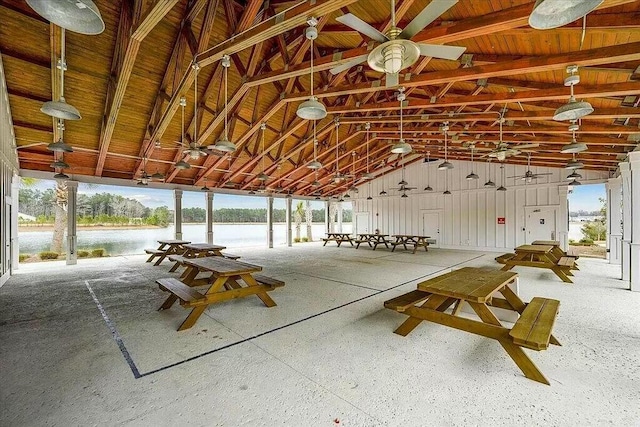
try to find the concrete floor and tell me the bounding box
[1,243,639,426]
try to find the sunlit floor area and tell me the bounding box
[1,244,639,426]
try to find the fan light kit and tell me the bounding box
[331,0,465,87]
[554,65,593,121]
[391,88,412,154]
[41,29,81,121]
[438,123,453,170]
[27,0,105,35]
[528,0,602,30]
[213,56,237,152]
[296,18,327,120]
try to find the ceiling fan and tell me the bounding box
[330,0,466,87]
[481,115,538,161]
[390,162,417,193]
[507,153,552,183]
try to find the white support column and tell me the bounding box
[174,189,183,240]
[607,177,622,265]
[66,181,78,265]
[558,185,569,251]
[205,191,214,244]
[628,152,640,292]
[620,162,631,283]
[325,201,330,234]
[10,176,19,272]
[337,202,343,233]
[267,196,274,248]
[285,196,292,247]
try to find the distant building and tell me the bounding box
[17,212,35,221]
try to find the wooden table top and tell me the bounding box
[184,256,262,276]
[532,240,560,246]
[158,239,191,245]
[359,233,389,237]
[393,234,430,239]
[417,267,518,303]
[183,243,226,251]
[327,232,351,237]
[515,244,554,254]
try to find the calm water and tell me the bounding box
[18,223,352,255]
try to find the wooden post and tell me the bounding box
[66,181,78,265]
[174,189,183,239]
[205,191,214,244]
[267,196,273,249]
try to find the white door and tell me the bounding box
[422,212,440,248]
[354,212,369,236]
[526,208,557,242]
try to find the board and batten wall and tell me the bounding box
[0,53,20,286]
[351,158,608,252]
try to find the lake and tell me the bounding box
[18,223,352,256]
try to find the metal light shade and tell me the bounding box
[316,196,321,200]
[47,139,73,153]
[257,173,270,181]
[311,180,321,187]
[391,141,412,154]
[401,193,408,198]
[565,160,584,169]
[443,190,451,195]
[398,179,408,186]
[53,172,69,180]
[379,190,387,195]
[560,141,588,153]
[566,171,582,180]
[175,160,191,169]
[497,185,507,191]
[484,180,496,187]
[26,0,105,35]
[136,181,148,186]
[50,160,69,169]
[362,172,374,180]
[424,185,433,191]
[569,179,582,186]
[296,96,327,120]
[248,190,256,195]
[214,138,237,152]
[285,193,292,198]
[553,98,594,121]
[528,0,603,30]
[151,172,165,180]
[466,172,479,180]
[437,161,453,170]
[367,196,373,200]
[41,98,82,120]
[338,197,344,202]
[307,160,323,170]
[201,186,210,191]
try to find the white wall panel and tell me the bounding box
[351,158,608,251]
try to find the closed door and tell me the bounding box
[354,212,369,235]
[527,209,557,242]
[422,212,440,248]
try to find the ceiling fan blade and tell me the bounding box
[385,72,399,88]
[399,0,459,39]
[417,43,466,60]
[336,13,388,42]
[329,54,368,75]
[533,173,554,177]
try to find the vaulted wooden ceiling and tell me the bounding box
[2,0,640,196]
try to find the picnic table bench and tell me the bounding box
[144,239,190,266]
[322,232,354,247]
[499,245,575,283]
[384,267,561,385]
[166,243,236,272]
[157,257,284,331]
[390,235,430,253]
[354,233,390,250]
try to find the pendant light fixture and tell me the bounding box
[568,179,582,186]
[424,152,433,191]
[54,171,70,180]
[41,29,81,121]
[484,159,496,187]
[560,129,588,154]
[296,18,327,120]
[391,87,412,154]
[553,65,593,121]
[565,153,584,170]
[137,157,150,186]
[27,0,105,35]
[175,96,191,169]
[566,170,582,180]
[528,0,602,30]
[380,188,387,196]
[497,163,507,191]
[50,159,69,169]
[47,120,74,152]
[257,123,270,181]
[438,122,453,170]
[307,121,323,169]
[201,178,210,191]
[212,55,236,152]
[465,145,479,180]
[362,122,374,179]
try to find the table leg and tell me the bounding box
[468,302,550,385]
[242,274,277,307]
[323,240,329,246]
[168,261,181,273]
[499,286,561,346]
[451,300,464,316]
[394,294,454,336]
[158,294,178,310]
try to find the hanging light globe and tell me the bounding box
[528,0,603,30]
[565,159,584,169]
[424,185,433,191]
[257,173,270,181]
[41,98,82,120]
[297,96,327,120]
[175,160,191,169]
[484,179,496,187]
[391,139,412,154]
[213,138,236,153]
[307,160,323,170]
[466,171,479,180]
[27,0,105,35]
[47,138,73,153]
[560,140,588,154]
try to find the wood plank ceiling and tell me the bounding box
[1,0,639,197]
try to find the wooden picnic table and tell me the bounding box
[384,267,561,385]
[322,232,354,247]
[390,234,430,253]
[167,243,227,272]
[500,245,575,283]
[145,239,190,266]
[354,233,390,250]
[532,240,579,267]
[157,256,284,331]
